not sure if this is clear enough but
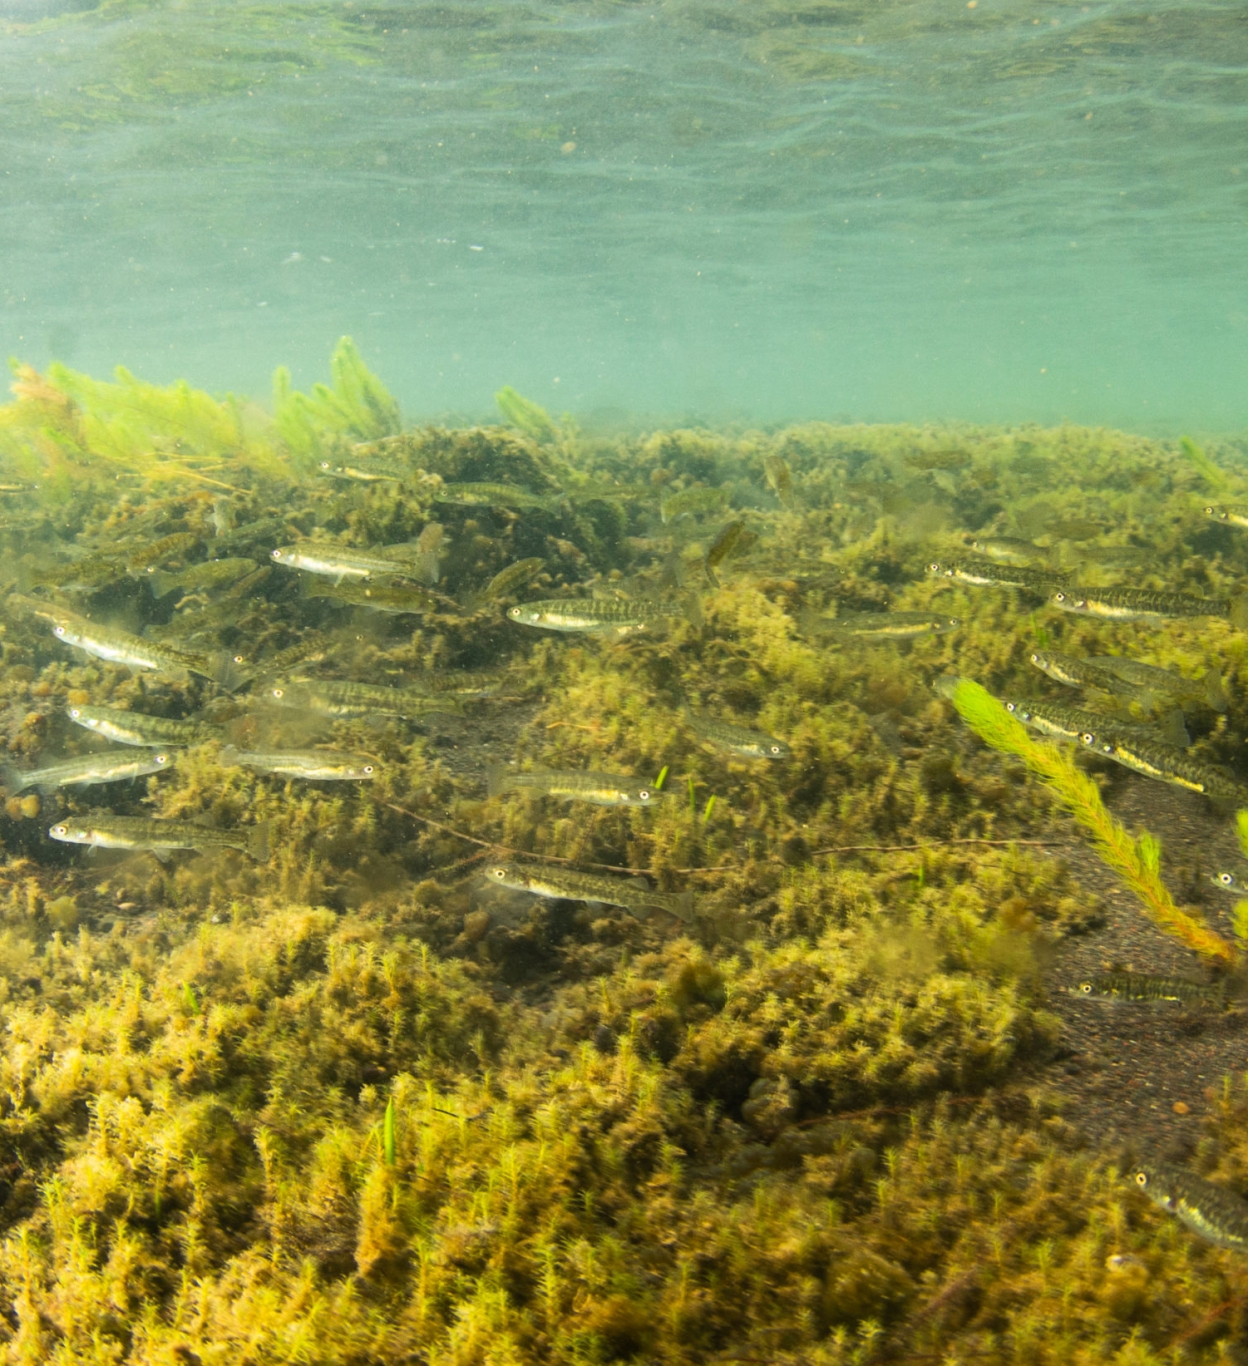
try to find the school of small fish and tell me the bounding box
[10,439,1248,1254]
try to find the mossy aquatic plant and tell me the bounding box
[495,384,558,444]
[0,387,1246,1359]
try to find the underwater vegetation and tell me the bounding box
[1,348,1248,1360]
[951,678,1238,966]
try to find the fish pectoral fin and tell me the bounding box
[147,847,172,865]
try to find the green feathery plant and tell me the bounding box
[953,678,1237,965]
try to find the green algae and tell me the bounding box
[1,361,1248,1359]
[952,678,1237,966]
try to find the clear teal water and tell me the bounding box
[1,0,1246,431]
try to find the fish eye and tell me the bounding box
[508,607,521,618]
[233,654,245,664]
[1053,592,1066,603]
[155,753,169,765]
[1080,732,1096,745]
[488,866,506,879]
[1135,1171,1148,1187]
[638,789,651,800]
[1079,981,1093,994]
[1219,872,1237,887]
[927,562,940,572]
[319,461,331,470]
[1205,506,1215,515]
[1030,652,1040,663]
[52,825,66,836]
[270,549,282,560]
[770,744,782,755]
[271,688,284,699]
[363,765,375,775]
[54,625,65,636]
[1005,702,1018,713]
[69,708,80,718]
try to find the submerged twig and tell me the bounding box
[814,838,1063,855]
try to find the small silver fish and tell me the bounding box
[685,710,790,759]
[48,815,270,864]
[487,764,662,807]
[4,748,171,794]
[219,746,378,781]
[484,860,694,922]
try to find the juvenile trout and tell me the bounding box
[660,485,729,524]
[704,519,748,588]
[317,459,405,484]
[302,578,443,615]
[49,815,270,863]
[969,535,1045,565]
[1076,973,1226,1008]
[508,595,699,634]
[264,678,462,719]
[804,608,961,639]
[763,455,796,509]
[219,746,377,781]
[1027,650,1125,692]
[1050,586,1246,626]
[49,613,249,689]
[1205,505,1248,529]
[473,558,545,605]
[125,532,200,576]
[484,860,694,922]
[1082,732,1248,801]
[926,557,1065,592]
[1089,656,1228,712]
[685,709,791,759]
[272,542,436,584]
[487,764,663,807]
[4,748,171,793]
[67,705,222,748]
[147,557,256,600]
[1005,698,1158,744]
[433,482,556,510]
[1131,1163,1248,1251]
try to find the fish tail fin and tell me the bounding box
[1205,668,1230,712]
[486,763,511,799]
[300,577,331,600]
[148,569,179,599]
[703,560,721,590]
[797,606,827,636]
[247,820,272,864]
[209,651,252,693]
[218,745,240,767]
[682,592,705,629]
[1228,594,1248,631]
[0,763,24,797]
[1160,709,1191,749]
[670,889,696,923]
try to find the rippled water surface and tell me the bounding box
[1,0,1245,427]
